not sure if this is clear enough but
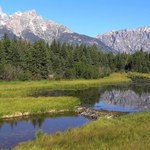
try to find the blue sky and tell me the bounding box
[0,0,150,37]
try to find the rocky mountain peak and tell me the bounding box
[0,8,72,42]
[13,11,23,16]
[0,7,149,53]
[96,27,150,53]
[25,9,37,16]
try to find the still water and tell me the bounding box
[31,81,150,112]
[93,82,150,112]
[1,81,150,149]
[0,114,91,149]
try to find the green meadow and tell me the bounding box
[0,73,131,118]
[0,72,150,149]
[0,97,80,117]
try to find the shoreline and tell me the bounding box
[0,73,131,121]
[0,106,127,121]
[1,72,149,121]
[0,109,72,120]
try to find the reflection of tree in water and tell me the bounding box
[0,117,45,130]
[30,82,150,107]
[94,82,150,111]
[71,88,102,105]
[74,82,150,107]
[130,83,150,95]
[0,83,149,129]
[0,123,2,129]
[101,83,150,95]
[31,117,45,128]
[0,113,77,130]
[0,120,18,130]
[10,121,18,129]
[30,88,103,105]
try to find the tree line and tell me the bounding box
[0,33,149,80]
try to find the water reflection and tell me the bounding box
[32,81,150,112]
[30,82,150,112]
[95,89,150,112]
[1,81,150,149]
[0,114,91,149]
[0,113,76,129]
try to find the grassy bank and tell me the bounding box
[0,97,79,118]
[0,73,131,98]
[0,73,131,118]
[14,112,150,150]
[128,72,150,81]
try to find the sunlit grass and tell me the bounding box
[0,73,131,118]
[14,112,150,150]
[0,97,80,117]
[128,72,150,80]
[0,73,131,98]
[1,72,150,149]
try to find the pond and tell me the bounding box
[1,81,150,149]
[31,81,150,112]
[92,82,150,112]
[0,113,91,149]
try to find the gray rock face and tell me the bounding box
[0,8,114,53]
[96,27,150,53]
[58,32,116,53]
[0,9,72,43]
[0,27,15,39]
[1,8,149,54]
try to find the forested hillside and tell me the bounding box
[0,34,150,80]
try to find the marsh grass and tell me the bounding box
[14,112,150,150]
[1,73,150,149]
[0,97,80,117]
[128,72,150,80]
[0,73,131,117]
[34,130,44,140]
[0,73,131,98]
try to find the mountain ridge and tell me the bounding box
[96,27,150,53]
[0,8,116,53]
[0,8,150,53]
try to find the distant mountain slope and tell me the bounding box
[58,32,116,53]
[96,27,150,53]
[0,8,114,53]
[0,8,149,54]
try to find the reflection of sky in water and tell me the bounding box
[1,82,149,149]
[94,101,139,112]
[0,115,91,149]
[93,88,150,112]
